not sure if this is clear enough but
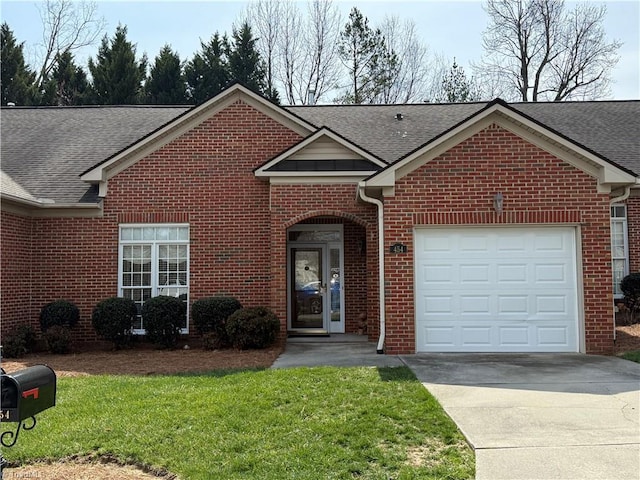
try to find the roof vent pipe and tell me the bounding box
[396,113,403,120]
[307,89,316,105]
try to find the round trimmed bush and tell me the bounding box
[43,325,72,354]
[39,300,79,332]
[621,273,640,322]
[225,306,280,350]
[2,334,27,358]
[141,296,186,349]
[191,296,242,347]
[2,325,38,358]
[92,297,138,349]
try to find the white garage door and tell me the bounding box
[415,227,579,352]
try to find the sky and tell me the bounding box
[1,0,639,101]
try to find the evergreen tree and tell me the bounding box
[145,45,187,104]
[337,8,397,104]
[41,50,90,105]
[228,22,277,102]
[437,59,481,103]
[1,23,36,105]
[184,32,230,105]
[88,25,147,104]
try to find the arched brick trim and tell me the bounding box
[284,210,371,230]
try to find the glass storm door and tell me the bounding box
[291,247,326,330]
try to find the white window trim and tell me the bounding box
[118,224,190,334]
[611,204,629,299]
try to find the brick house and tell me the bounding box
[2,84,638,354]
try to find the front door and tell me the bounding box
[290,247,325,330]
[287,225,344,333]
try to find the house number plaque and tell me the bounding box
[389,243,408,254]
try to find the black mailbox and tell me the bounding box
[1,365,56,423]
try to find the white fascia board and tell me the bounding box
[255,128,386,176]
[365,103,636,191]
[1,193,102,217]
[267,173,376,184]
[493,110,637,186]
[81,84,315,185]
[365,111,496,189]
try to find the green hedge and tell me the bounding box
[225,307,280,350]
[92,297,138,349]
[141,296,186,349]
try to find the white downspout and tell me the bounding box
[357,182,386,354]
[609,185,632,343]
[610,185,632,205]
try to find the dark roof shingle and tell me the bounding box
[2,99,638,204]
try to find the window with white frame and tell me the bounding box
[119,225,189,333]
[611,205,629,297]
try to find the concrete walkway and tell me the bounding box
[402,353,640,480]
[271,335,403,368]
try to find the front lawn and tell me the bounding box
[620,350,640,363]
[3,366,474,479]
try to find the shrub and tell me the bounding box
[141,296,186,349]
[225,306,280,350]
[92,297,138,349]
[39,300,79,332]
[43,325,72,354]
[2,335,27,358]
[201,332,220,351]
[191,296,242,347]
[2,325,38,358]
[621,273,640,324]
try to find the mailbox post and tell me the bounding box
[1,365,57,448]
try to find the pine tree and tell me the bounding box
[88,25,147,105]
[1,23,36,105]
[438,60,481,103]
[145,45,186,104]
[228,22,277,102]
[337,8,397,104]
[184,32,230,105]
[41,50,90,105]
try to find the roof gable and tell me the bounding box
[255,127,386,179]
[365,100,637,193]
[81,84,316,196]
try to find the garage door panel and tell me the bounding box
[415,227,579,352]
[499,326,530,346]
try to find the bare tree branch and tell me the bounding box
[35,0,105,89]
[474,0,621,101]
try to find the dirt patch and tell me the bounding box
[5,460,172,480]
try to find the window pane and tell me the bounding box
[143,227,155,240]
[178,227,189,241]
[121,228,132,240]
[156,227,169,241]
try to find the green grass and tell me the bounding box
[3,366,474,479]
[620,350,640,363]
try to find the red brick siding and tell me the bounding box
[626,195,640,273]
[382,124,613,354]
[1,211,34,335]
[15,101,304,343]
[270,184,378,336]
[29,217,118,342]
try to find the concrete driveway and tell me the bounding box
[401,353,640,480]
